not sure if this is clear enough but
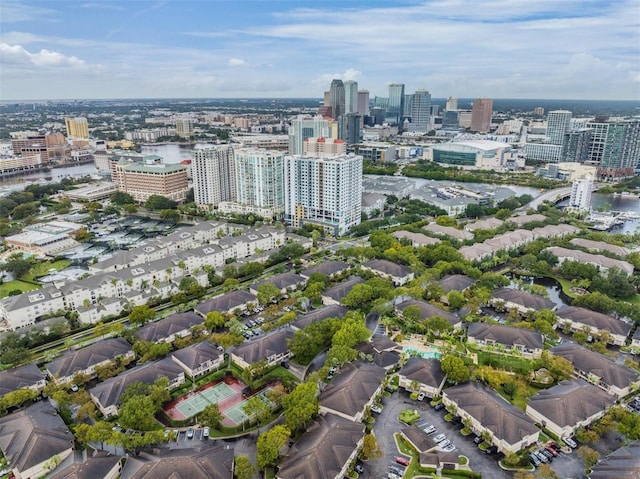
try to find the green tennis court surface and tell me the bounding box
[224,388,274,425]
[175,382,236,418]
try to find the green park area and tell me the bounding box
[0,259,71,298]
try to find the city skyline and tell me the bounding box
[0,0,639,101]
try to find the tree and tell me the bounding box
[538,463,559,479]
[423,316,453,336]
[159,209,181,223]
[243,396,271,429]
[234,455,256,479]
[440,355,470,384]
[128,304,155,325]
[257,282,281,306]
[205,311,227,330]
[200,403,223,428]
[0,388,38,411]
[283,382,318,432]
[362,433,384,459]
[117,395,158,431]
[256,425,290,470]
[401,305,422,326]
[2,256,31,278]
[341,283,374,308]
[577,446,600,471]
[111,192,135,205]
[145,195,178,211]
[123,204,138,215]
[446,290,465,310]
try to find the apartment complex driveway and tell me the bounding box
[361,388,586,479]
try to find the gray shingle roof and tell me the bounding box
[396,299,460,327]
[589,440,640,479]
[319,362,385,418]
[557,306,632,337]
[401,425,438,453]
[276,413,364,479]
[291,305,348,330]
[439,275,476,294]
[468,323,544,350]
[322,276,365,303]
[509,213,547,226]
[444,382,539,446]
[250,272,306,293]
[301,260,349,278]
[194,290,257,316]
[230,328,294,364]
[89,357,184,411]
[423,223,473,241]
[492,287,556,311]
[527,379,615,429]
[545,246,635,275]
[171,341,222,371]
[0,363,45,396]
[48,452,122,479]
[0,402,73,474]
[363,259,413,279]
[136,312,204,343]
[551,343,638,390]
[45,337,132,380]
[122,446,234,479]
[569,238,630,257]
[399,357,446,389]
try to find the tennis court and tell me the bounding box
[224,387,275,425]
[174,381,236,418]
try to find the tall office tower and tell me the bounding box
[324,91,331,106]
[338,113,361,145]
[587,119,640,172]
[386,83,405,125]
[534,107,545,116]
[369,108,386,126]
[470,98,493,133]
[192,146,236,207]
[430,105,440,116]
[175,117,194,138]
[233,148,285,215]
[64,117,89,139]
[344,80,358,114]
[569,175,593,211]
[329,79,345,120]
[403,94,414,121]
[442,111,460,130]
[357,90,370,117]
[445,97,458,111]
[284,154,363,236]
[562,128,592,163]
[288,115,330,155]
[408,89,431,133]
[546,110,572,145]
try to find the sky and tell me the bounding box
[0,0,639,101]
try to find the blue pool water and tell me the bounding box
[403,347,442,360]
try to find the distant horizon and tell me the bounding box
[1,1,638,100]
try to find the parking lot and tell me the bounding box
[364,388,587,479]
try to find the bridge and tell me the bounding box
[518,183,602,212]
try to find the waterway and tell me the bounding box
[558,193,640,235]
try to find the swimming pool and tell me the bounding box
[403,347,442,360]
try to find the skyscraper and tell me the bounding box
[386,83,405,125]
[470,98,493,133]
[329,79,345,120]
[357,90,370,117]
[562,129,592,163]
[587,119,640,172]
[64,117,89,139]
[284,154,363,236]
[192,146,236,207]
[403,94,413,121]
[408,89,431,133]
[344,80,358,114]
[445,97,458,111]
[338,113,361,145]
[569,175,593,211]
[288,115,330,155]
[546,110,572,145]
[233,148,285,217]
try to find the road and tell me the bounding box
[518,186,572,212]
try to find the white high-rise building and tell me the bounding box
[546,110,572,145]
[284,154,363,236]
[288,115,330,155]
[231,148,285,217]
[192,146,236,207]
[344,80,358,114]
[569,175,593,211]
[445,97,458,111]
[408,89,431,133]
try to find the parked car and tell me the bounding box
[371,404,382,414]
[434,403,445,411]
[433,434,446,443]
[473,435,482,444]
[540,449,554,461]
[186,428,194,439]
[535,451,549,463]
[529,453,541,467]
[203,427,209,438]
[354,463,364,474]
[70,384,79,392]
[441,444,456,453]
[417,392,426,401]
[544,446,558,457]
[485,446,498,455]
[424,425,436,434]
[437,440,451,449]
[388,465,403,475]
[564,437,578,448]
[395,456,410,466]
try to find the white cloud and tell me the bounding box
[228,58,246,66]
[80,2,125,11]
[0,43,86,68]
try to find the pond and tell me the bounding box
[506,274,572,309]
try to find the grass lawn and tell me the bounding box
[476,350,533,374]
[22,259,71,282]
[496,381,540,410]
[398,409,421,425]
[0,280,39,298]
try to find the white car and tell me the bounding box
[433,434,446,443]
[203,427,209,438]
[437,439,451,449]
[441,444,456,452]
[417,392,426,401]
[564,437,577,448]
[424,425,436,434]
[370,404,382,414]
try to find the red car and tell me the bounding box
[395,456,410,466]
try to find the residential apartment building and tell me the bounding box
[303,137,346,157]
[588,119,640,178]
[284,154,363,236]
[288,116,330,155]
[65,117,89,139]
[192,145,236,207]
[569,175,593,211]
